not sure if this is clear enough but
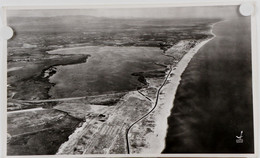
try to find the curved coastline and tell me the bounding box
[141,22,222,154]
[126,22,219,153]
[158,21,223,153]
[53,35,216,154]
[163,18,253,153]
[49,22,221,154]
[140,38,215,154]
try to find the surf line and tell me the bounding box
[125,65,173,154]
[124,21,221,153]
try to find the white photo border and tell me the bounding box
[0,1,258,158]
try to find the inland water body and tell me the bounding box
[163,18,254,153]
[48,46,172,98]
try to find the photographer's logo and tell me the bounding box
[236,131,243,143]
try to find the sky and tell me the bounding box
[7,5,241,19]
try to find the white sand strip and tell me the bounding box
[141,36,216,154]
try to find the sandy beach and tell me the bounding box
[148,38,215,153]
[54,33,216,155]
[7,5,254,155]
[128,34,216,153]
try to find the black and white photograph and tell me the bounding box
[5,4,254,156]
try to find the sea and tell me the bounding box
[163,18,254,153]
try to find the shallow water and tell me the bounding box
[48,46,172,98]
[163,18,254,153]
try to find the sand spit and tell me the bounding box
[149,38,214,153]
[127,37,215,154]
[55,37,214,155]
[54,23,218,154]
[128,20,223,153]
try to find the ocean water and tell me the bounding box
[163,18,254,153]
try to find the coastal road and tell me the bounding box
[7,107,44,114]
[10,92,128,103]
[16,96,86,103]
[125,65,173,154]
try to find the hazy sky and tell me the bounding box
[7,5,241,19]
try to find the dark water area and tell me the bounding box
[163,18,254,153]
[48,47,172,98]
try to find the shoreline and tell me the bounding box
[161,19,254,153]
[156,37,215,153]
[146,22,221,153]
[51,23,219,154]
[131,27,218,153]
[55,31,217,155]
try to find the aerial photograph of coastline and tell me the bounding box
[6,5,254,155]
